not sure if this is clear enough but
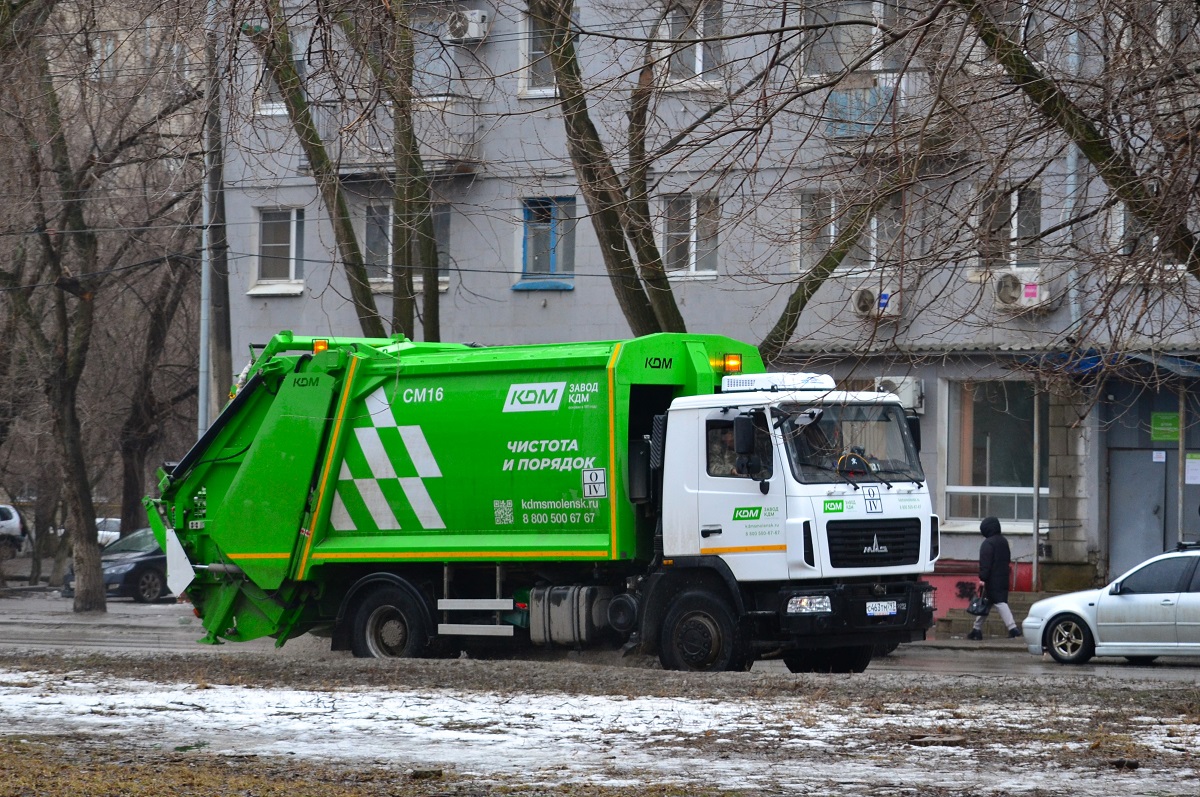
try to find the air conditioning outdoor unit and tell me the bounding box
[850,275,901,319]
[993,267,1054,312]
[444,10,489,43]
[875,376,924,415]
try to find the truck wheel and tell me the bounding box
[351,587,430,659]
[783,646,872,674]
[658,590,748,672]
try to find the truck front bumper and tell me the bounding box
[777,580,934,642]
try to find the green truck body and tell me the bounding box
[148,330,937,672]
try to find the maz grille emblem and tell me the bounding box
[863,534,889,554]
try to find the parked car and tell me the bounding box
[61,528,168,602]
[95,518,121,546]
[1022,543,1200,664]
[0,504,25,558]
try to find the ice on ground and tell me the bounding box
[1,667,1197,795]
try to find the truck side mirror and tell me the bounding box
[907,416,921,453]
[733,415,755,455]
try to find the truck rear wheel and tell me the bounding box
[351,587,430,659]
[783,646,872,674]
[658,590,749,672]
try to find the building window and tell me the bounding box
[1113,202,1181,264]
[664,193,719,274]
[1149,1,1199,48]
[796,191,910,272]
[258,208,305,282]
[803,0,901,75]
[365,205,390,282]
[364,203,452,285]
[870,191,907,267]
[979,186,1040,270]
[522,9,556,93]
[665,1,723,83]
[520,198,576,285]
[796,192,833,273]
[257,57,306,114]
[90,33,119,82]
[994,0,1048,60]
[946,381,1048,523]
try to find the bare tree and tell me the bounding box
[242,0,385,339]
[335,0,445,341]
[0,0,204,609]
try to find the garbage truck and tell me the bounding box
[146,330,938,672]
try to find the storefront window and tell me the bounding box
[946,381,1048,522]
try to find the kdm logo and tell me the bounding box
[823,500,845,513]
[732,507,762,521]
[503,382,567,412]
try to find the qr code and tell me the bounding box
[493,499,514,525]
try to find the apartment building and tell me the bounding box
[220,0,1200,590]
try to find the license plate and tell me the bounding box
[866,600,897,617]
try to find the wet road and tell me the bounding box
[2,586,1200,682]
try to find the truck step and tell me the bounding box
[438,598,514,611]
[437,623,515,637]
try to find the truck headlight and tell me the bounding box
[787,595,831,614]
[922,590,936,610]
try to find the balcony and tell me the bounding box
[313,94,481,175]
[824,72,925,141]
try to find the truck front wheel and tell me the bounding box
[351,587,430,658]
[658,590,749,672]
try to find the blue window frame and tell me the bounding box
[517,197,576,290]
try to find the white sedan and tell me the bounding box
[1022,545,1200,664]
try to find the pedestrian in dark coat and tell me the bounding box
[978,516,1011,605]
[967,516,1021,640]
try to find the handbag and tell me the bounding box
[966,594,992,616]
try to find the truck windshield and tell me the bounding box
[779,403,924,485]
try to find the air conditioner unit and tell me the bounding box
[875,376,924,415]
[850,276,901,320]
[993,267,1055,311]
[444,10,489,43]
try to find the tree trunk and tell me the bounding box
[32,40,104,611]
[53,379,103,612]
[951,0,1200,277]
[206,27,233,406]
[245,5,385,339]
[623,35,686,333]
[337,7,441,342]
[531,0,662,337]
[759,198,879,365]
[119,257,193,533]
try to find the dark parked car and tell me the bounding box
[61,528,168,602]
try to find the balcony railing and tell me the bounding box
[824,71,925,140]
[312,94,481,175]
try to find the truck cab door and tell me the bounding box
[695,413,787,581]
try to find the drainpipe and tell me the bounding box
[1178,382,1186,547]
[1032,386,1041,592]
[1051,9,1080,591]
